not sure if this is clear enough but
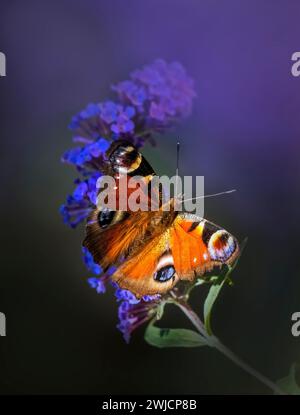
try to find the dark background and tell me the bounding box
[1,0,300,394]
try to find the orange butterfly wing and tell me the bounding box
[171,214,239,280]
[112,228,179,297]
[111,213,239,297]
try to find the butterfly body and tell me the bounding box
[83,140,239,297]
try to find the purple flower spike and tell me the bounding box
[88,277,106,294]
[82,247,102,275]
[60,197,92,228]
[117,297,160,343]
[114,288,140,305]
[62,137,109,168]
[114,59,196,130]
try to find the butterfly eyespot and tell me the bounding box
[154,265,176,283]
[98,208,115,229]
[208,230,236,261]
[109,145,142,174]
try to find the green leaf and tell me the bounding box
[145,321,208,348]
[203,238,248,336]
[203,276,226,336]
[156,301,166,320]
[195,278,207,286]
[277,364,300,395]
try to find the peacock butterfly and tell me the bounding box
[83,140,239,297]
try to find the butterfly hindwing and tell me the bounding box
[170,213,239,280]
[110,213,239,297]
[111,228,179,297]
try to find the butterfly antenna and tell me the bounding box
[176,141,180,177]
[183,189,237,203]
[175,141,180,203]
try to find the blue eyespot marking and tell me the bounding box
[154,265,176,282]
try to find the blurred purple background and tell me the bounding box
[1,0,300,394]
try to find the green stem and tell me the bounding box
[176,300,285,395]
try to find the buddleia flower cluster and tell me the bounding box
[60,59,196,342]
